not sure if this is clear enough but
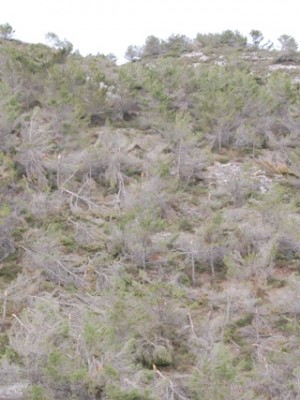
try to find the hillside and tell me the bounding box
[1,31,300,399]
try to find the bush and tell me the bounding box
[107,387,153,400]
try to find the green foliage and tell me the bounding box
[0,23,14,40]
[278,34,298,53]
[188,344,239,399]
[127,34,192,61]
[143,35,164,57]
[250,29,264,48]
[26,385,49,400]
[0,203,10,219]
[196,32,222,48]
[107,386,153,400]
[136,342,173,368]
[45,32,73,55]
[2,27,300,400]
[0,258,20,281]
[84,319,103,346]
[224,314,254,344]
[220,30,247,48]
[152,344,173,366]
[0,334,9,357]
[69,367,88,382]
[164,34,192,56]
[191,64,263,150]
[44,349,66,380]
[125,45,142,61]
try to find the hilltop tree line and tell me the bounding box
[125,29,298,61]
[0,22,298,61]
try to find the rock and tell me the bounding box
[181,51,209,61]
[0,382,29,400]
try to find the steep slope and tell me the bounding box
[0,35,300,399]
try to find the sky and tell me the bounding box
[1,0,300,62]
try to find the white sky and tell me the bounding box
[1,0,300,62]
